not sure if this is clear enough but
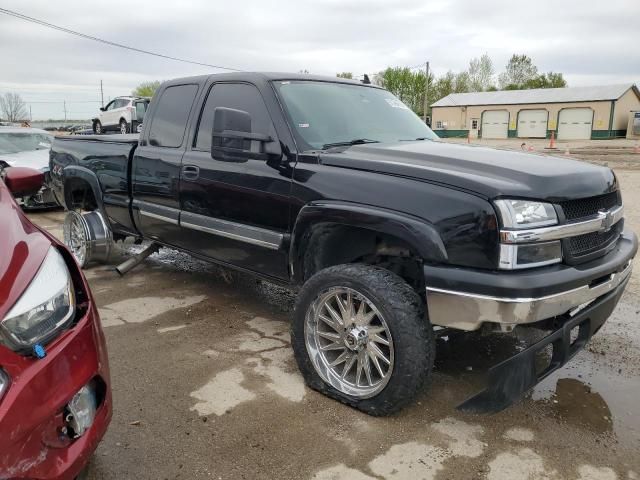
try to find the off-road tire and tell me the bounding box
[291,263,435,416]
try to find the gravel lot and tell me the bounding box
[28,142,640,479]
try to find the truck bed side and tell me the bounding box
[49,134,140,236]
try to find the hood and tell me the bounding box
[318,141,617,201]
[0,180,51,320]
[0,149,50,171]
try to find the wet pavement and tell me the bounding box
[26,165,640,480]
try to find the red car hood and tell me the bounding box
[0,179,51,320]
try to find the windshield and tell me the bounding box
[273,80,438,150]
[0,132,53,155]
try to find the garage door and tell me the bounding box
[558,108,593,140]
[481,110,509,139]
[517,109,548,138]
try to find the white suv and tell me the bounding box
[93,96,149,134]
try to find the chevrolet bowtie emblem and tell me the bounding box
[599,209,614,231]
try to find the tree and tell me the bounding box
[523,72,567,89]
[0,93,28,122]
[132,81,161,97]
[498,54,538,89]
[468,53,495,91]
[377,67,433,117]
[336,72,353,79]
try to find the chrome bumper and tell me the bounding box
[426,261,632,331]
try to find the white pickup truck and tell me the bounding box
[92,96,149,134]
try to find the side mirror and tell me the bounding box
[211,107,273,162]
[4,167,44,197]
[99,107,106,112]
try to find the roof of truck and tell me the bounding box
[163,72,382,88]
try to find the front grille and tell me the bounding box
[559,191,619,221]
[567,222,622,257]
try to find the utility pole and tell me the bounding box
[63,100,67,122]
[423,61,430,123]
[100,80,104,108]
[29,105,32,121]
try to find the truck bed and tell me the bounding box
[50,134,140,234]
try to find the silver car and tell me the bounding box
[0,127,60,208]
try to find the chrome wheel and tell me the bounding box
[62,210,112,268]
[63,211,89,266]
[305,287,394,398]
[120,121,127,134]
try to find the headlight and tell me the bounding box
[494,199,557,229]
[499,241,562,269]
[0,369,9,401]
[1,247,75,351]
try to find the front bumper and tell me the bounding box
[0,303,112,480]
[457,276,628,413]
[425,229,637,331]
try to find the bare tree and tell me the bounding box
[468,53,495,91]
[498,54,538,89]
[0,93,28,122]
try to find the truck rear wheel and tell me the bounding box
[63,210,112,268]
[291,264,435,416]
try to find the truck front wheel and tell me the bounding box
[291,264,435,415]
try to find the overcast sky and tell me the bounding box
[1,0,638,120]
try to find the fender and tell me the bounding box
[289,201,447,283]
[61,165,107,217]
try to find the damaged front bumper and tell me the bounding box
[424,230,637,331]
[457,276,628,413]
[423,229,637,413]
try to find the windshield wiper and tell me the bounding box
[321,138,380,150]
[398,137,431,141]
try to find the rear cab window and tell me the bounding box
[148,84,198,148]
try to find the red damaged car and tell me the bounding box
[0,167,111,479]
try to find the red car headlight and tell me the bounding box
[1,247,75,352]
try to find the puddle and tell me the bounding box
[532,353,640,444]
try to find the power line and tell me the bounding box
[0,7,243,72]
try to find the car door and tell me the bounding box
[101,100,117,128]
[178,82,292,280]
[132,83,199,245]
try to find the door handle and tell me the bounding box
[182,165,200,181]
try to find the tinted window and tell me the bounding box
[148,84,198,148]
[116,98,130,108]
[105,100,116,111]
[195,83,275,151]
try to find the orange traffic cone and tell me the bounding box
[528,145,534,151]
[549,131,556,149]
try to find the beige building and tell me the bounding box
[430,84,640,140]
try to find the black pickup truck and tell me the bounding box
[50,72,637,415]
